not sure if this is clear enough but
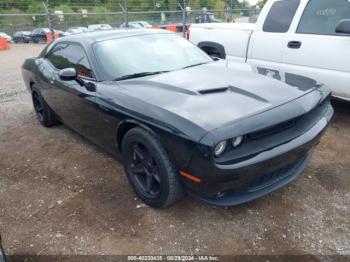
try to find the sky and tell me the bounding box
[239,0,259,6]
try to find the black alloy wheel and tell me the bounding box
[130,142,161,199]
[32,91,44,122]
[122,127,183,208]
[31,87,59,127]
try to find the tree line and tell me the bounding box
[0,0,257,14]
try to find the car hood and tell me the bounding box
[114,62,318,130]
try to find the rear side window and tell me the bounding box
[263,0,300,33]
[297,0,350,35]
[46,43,94,79]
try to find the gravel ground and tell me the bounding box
[0,44,349,258]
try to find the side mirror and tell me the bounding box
[336,19,350,35]
[59,68,77,81]
[58,67,96,92]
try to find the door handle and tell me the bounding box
[288,41,302,49]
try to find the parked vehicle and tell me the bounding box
[88,24,112,31]
[65,27,88,35]
[0,32,12,42]
[31,28,64,43]
[22,30,333,208]
[120,21,152,28]
[120,22,143,29]
[189,0,350,101]
[137,21,152,28]
[55,30,66,38]
[31,28,50,43]
[13,31,32,43]
[194,12,221,23]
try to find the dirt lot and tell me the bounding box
[0,44,349,258]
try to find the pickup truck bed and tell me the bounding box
[190,23,254,63]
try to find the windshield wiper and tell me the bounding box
[182,62,209,69]
[114,71,169,81]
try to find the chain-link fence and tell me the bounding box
[0,0,259,38]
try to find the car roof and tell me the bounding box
[56,28,172,46]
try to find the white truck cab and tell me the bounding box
[189,0,350,101]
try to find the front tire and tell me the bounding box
[121,127,184,208]
[31,88,59,127]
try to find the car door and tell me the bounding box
[283,0,350,100]
[32,29,39,42]
[39,42,103,140]
[248,0,301,77]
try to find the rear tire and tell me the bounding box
[31,87,59,127]
[121,127,184,208]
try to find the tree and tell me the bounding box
[257,0,268,9]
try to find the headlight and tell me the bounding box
[232,136,244,147]
[214,141,227,156]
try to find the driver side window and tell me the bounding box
[46,42,95,79]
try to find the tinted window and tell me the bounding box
[297,0,350,35]
[46,43,94,78]
[46,43,65,68]
[94,34,212,80]
[263,0,300,33]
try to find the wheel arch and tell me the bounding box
[116,119,159,153]
[116,119,195,173]
[197,41,226,59]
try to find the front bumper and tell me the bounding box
[183,100,333,206]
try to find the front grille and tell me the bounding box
[248,118,299,140]
[216,96,330,166]
[247,96,330,141]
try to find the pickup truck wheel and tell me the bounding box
[121,127,184,208]
[31,88,59,127]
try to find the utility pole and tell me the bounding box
[179,0,187,38]
[229,0,233,22]
[119,0,128,27]
[43,0,54,38]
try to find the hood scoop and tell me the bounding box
[198,85,270,103]
[198,87,228,95]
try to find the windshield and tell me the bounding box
[94,33,212,80]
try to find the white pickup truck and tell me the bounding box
[189,0,350,101]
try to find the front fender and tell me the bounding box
[116,118,199,172]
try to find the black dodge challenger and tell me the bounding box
[22,29,334,208]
